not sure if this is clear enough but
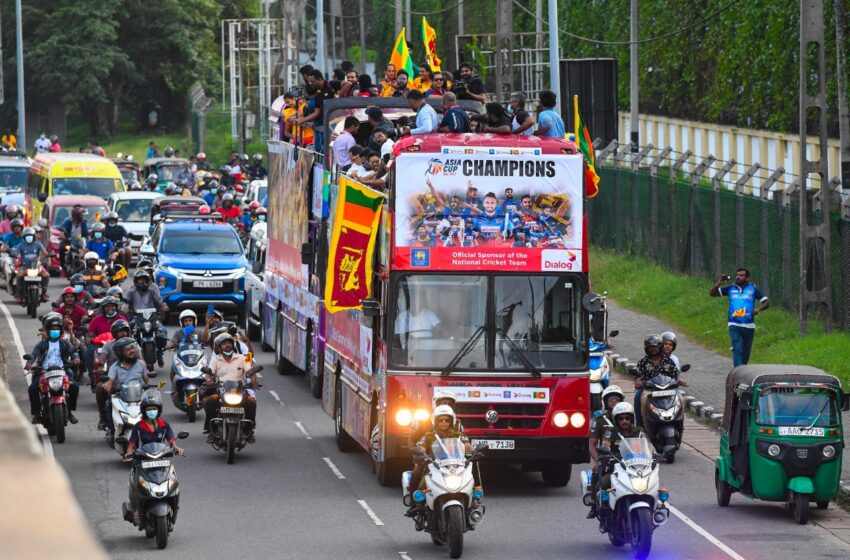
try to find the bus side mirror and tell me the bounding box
[301,242,314,265]
[38,192,48,203]
[361,299,381,317]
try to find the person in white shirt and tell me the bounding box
[346,146,373,180]
[34,133,52,154]
[661,331,681,370]
[403,89,439,135]
[373,129,395,161]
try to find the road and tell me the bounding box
[3,281,850,560]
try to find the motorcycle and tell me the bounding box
[0,250,14,291]
[62,235,84,275]
[639,366,689,463]
[18,255,46,318]
[201,365,263,464]
[170,333,207,422]
[109,378,145,456]
[24,360,72,444]
[589,330,619,413]
[589,436,670,560]
[121,435,188,550]
[133,308,163,373]
[402,437,488,559]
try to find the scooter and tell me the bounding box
[24,361,72,444]
[590,436,670,560]
[402,437,488,559]
[170,333,206,422]
[589,331,619,412]
[109,378,144,457]
[121,436,188,550]
[201,366,263,464]
[640,367,689,463]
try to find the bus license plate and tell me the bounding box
[472,439,514,450]
[141,460,170,469]
[778,427,824,437]
[220,407,244,414]
[194,280,223,288]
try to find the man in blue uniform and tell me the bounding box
[709,268,770,366]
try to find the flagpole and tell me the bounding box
[548,0,560,111]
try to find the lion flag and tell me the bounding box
[422,17,441,71]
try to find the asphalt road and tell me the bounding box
[4,280,850,560]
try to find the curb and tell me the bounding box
[607,351,850,506]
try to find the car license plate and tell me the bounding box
[141,460,170,469]
[194,280,223,288]
[472,439,514,450]
[778,427,824,437]
[220,407,244,414]
[651,389,678,397]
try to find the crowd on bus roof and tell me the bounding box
[276,57,567,187]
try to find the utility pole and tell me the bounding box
[630,0,638,151]
[316,0,325,73]
[395,0,402,37]
[548,0,560,110]
[535,0,543,93]
[496,0,514,102]
[458,1,464,35]
[329,0,337,70]
[359,0,367,71]
[15,0,25,148]
[836,0,850,188]
[405,0,411,38]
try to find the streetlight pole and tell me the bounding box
[548,0,560,111]
[15,0,26,149]
[630,0,639,151]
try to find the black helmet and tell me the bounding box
[140,388,163,416]
[208,179,220,190]
[644,334,662,354]
[110,319,131,338]
[134,269,151,283]
[10,218,23,231]
[101,296,120,312]
[70,273,85,285]
[137,258,153,270]
[106,286,124,299]
[42,312,63,330]
[661,331,677,352]
[22,227,36,238]
[112,336,137,360]
[103,211,119,224]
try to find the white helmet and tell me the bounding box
[612,402,635,420]
[601,385,625,407]
[432,404,456,428]
[432,389,457,408]
[84,251,99,261]
[179,309,197,323]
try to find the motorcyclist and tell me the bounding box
[86,222,114,261]
[0,204,21,235]
[85,296,128,377]
[407,390,465,451]
[56,287,89,332]
[124,269,169,361]
[201,179,219,206]
[13,227,50,302]
[98,337,150,436]
[202,333,258,442]
[216,193,241,224]
[196,152,211,172]
[165,310,198,351]
[61,205,89,261]
[241,201,260,230]
[598,402,645,492]
[144,173,159,192]
[203,309,253,355]
[25,313,80,425]
[254,207,267,224]
[247,154,267,180]
[660,331,681,370]
[81,251,110,294]
[406,404,471,515]
[219,165,235,188]
[56,273,97,309]
[102,211,130,269]
[587,385,625,518]
[0,218,24,250]
[633,334,681,427]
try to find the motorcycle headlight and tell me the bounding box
[589,369,602,382]
[48,376,64,391]
[26,268,38,277]
[223,392,243,406]
[630,475,649,494]
[443,474,463,491]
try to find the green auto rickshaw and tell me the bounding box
[715,365,848,524]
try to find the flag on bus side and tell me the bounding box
[390,27,415,79]
[325,177,385,314]
[573,95,600,198]
[422,17,441,71]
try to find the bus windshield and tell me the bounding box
[53,177,119,198]
[0,167,28,192]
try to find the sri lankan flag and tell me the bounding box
[389,27,415,79]
[325,177,385,314]
[422,17,441,71]
[573,95,600,198]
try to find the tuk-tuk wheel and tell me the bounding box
[715,468,731,507]
[792,492,810,525]
[816,500,829,510]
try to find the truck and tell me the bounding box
[263,98,592,487]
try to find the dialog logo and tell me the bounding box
[541,249,581,271]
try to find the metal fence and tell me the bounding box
[589,143,850,332]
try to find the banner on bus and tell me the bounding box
[393,152,584,272]
[325,177,385,313]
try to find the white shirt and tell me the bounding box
[380,138,395,159]
[34,136,52,153]
[669,353,681,370]
[43,341,64,369]
[410,103,439,135]
[347,163,372,179]
[395,309,440,338]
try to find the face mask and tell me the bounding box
[145,409,159,420]
[223,349,234,356]
[24,235,34,243]
[105,310,117,318]
[507,105,515,116]
[211,188,217,195]
[73,284,84,294]
[94,232,103,239]
[258,215,266,222]
[48,329,61,340]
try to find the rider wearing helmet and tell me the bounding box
[86,222,114,260]
[0,217,25,251]
[247,153,267,180]
[202,332,259,439]
[144,173,159,191]
[587,385,626,517]
[92,319,134,408]
[633,335,680,428]
[196,151,211,171]
[0,203,21,235]
[82,250,110,291]
[216,193,241,223]
[660,331,680,369]
[125,268,169,359]
[102,211,130,268]
[165,309,198,350]
[407,389,465,450]
[14,226,50,302]
[254,207,267,223]
[61,205,89,258]
[597,402,645,494]
[56,272,96,308]
[202,308,253,354]
[99,337,149,436]
[57,286,88,331]
[201,179,219,206]
[26,313,81,424]
[163,146,175,158]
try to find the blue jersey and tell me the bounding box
[473,213,512,240]
[86,238,113,260]
[537,109,566,138]
[16,240,45,264]
[1,232,24,249]
[719,283,767,328]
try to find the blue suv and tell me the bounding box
[142,220,248,320]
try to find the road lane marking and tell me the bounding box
[667,504,746,560]
[322,457,346,479]
[294,421,312,439]
[357,499,384,526]
[399,553,413,560]
[268,390,282,403]
[0,295,28,372]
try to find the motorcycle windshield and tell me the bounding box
[589,355,604,369]
[646,374,677,390]
[619,437,653,468]
[120,379,144,403]
[431,437,466,464]
[177,344,204,367]
[138,442,171,458]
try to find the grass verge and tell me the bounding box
[590,248,850,386]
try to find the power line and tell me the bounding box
[314,0,465,21]
[512,0,739,46]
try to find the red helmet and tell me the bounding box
[198,205,211,215]
[255,206,267,216]
[62,286,77,297]
[249,201,261,210]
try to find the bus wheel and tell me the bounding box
[541,461,572,487]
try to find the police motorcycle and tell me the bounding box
[590,434,670,560]
[200,364,264,464]
[636,365,690,464]
[170,326,206,422]
[402,437,488,559]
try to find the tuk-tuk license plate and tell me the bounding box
[194,280,223,288]
[651,390,678,397]
[472,439,514,450]
[141,460,170,469]
[220,407,244,414]
[778,427,824,437]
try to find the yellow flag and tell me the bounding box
[422,17,441,71]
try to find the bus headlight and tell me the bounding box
[570,412,586,429]
[553,412,569,428]
[413,409,430,423]
[395,409,413,427]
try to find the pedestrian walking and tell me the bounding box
[709,268,770,366]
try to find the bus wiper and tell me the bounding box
[441,325,486,378]
[496,327,541,378]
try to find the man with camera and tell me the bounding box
[451,62,486,103]
[709,268,770,366]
